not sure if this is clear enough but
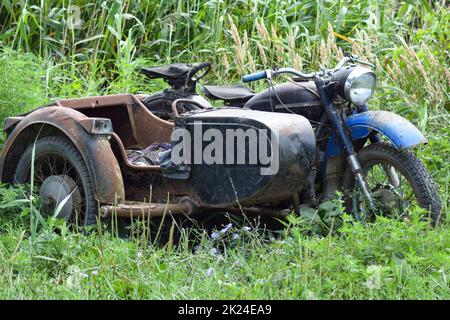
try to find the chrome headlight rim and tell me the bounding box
[343,67,376,106]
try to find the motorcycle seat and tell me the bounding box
[202,85,255,102]
[141,63,192,80]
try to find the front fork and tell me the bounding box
[315,78,375,210]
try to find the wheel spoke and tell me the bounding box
[31,153,86,226]
[352,158,420,222]
[35,164,45,184]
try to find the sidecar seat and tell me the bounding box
[126,142,172,167]
[202,85,255,107]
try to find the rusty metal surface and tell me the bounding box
[100,201,289,220]
[56,94,136,109]
[1,93,318,218]
[183,108,316,207]
[3,117,24,133]
[0,106,125,204]
[111,133,162,172]
[131,96,173,147]
[78,118,113,135]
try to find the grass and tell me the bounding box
[0,196,448,299]
[0,48,48,121]
[0,0,449,299]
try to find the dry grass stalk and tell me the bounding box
[320,39,328,65]
[352,29,364,57]
[325,22,334,63]
[293,53,303,71]
[257,42,268,66]
[228,14,244,75]
[287,32,297,68]
[271,25,284,63]
[326,23,344,62]
[221,52,230,76]
[243,30,256,72]
[256,19,271,46]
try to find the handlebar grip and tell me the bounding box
[242,71,267,83]
[191,61,211,74]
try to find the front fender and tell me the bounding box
[0,107,125,204]
[326,110,427,158]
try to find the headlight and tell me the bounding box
[333,66,377,106]
[343,67,376,106]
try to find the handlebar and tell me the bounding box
[190,61,211,81]
[241,55,373,83]
[241,67,318,83]
[192,61,211,73]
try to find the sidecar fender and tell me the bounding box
[326,110,427,158]
[0,107,125,204]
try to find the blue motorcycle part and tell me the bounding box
[242,71,267,83]
[324,110,428,168]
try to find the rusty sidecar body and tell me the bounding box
[0,93,315,224]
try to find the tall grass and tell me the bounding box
[0,190,449,299]
[0,0,447,192]
[0,1,448,109]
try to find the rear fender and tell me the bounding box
[0,107,125,204]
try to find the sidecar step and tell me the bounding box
[100,201,291,220]
[99,201,193,218]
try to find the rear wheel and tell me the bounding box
[343,143,442,226]
[14,136,97,226]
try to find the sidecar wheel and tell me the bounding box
[13,136,97,227]
[343,142,443,226]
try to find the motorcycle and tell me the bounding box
[142,55,443,225]
[0,62,316,227]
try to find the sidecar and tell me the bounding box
[0,93,316,223]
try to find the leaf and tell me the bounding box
[75,34,105,46]
[334,6,348,31]
[334,32,353,44]
[107,26,121,40]
[20,207,31,217]
[299,206,321,226]
[53,188,75,219]
[0,198,30,208]
[33,255,59,262]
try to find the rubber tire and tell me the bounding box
[343,142,443,226]
[13,136,97,226]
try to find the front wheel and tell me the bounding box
[343,142,443,226]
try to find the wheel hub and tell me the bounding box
[372,186,398,206]
[371,184,409,216]
[39,175,81,220]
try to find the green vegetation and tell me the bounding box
[0,201,449,299]
[0,0,448,299]
[0,49,47,122]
